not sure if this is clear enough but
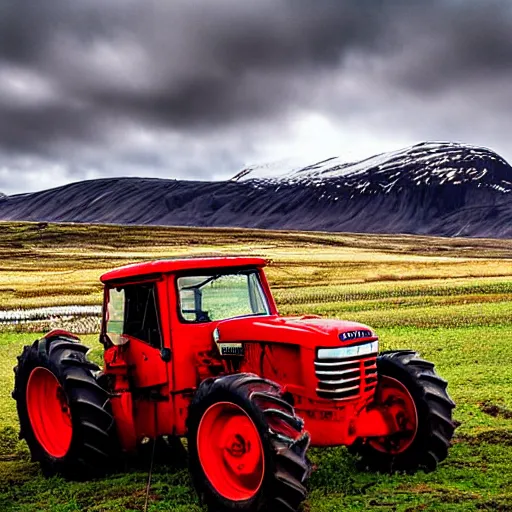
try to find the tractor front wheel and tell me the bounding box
[187,373,311,512]
[351,350,455,473]
[12,334,117,478]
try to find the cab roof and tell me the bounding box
[100,256,267,283]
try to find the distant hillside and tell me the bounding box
[0,142,511,237]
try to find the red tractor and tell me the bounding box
[13,257,455,511]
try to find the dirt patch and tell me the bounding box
[480,401,512,420]
[456,429,512,446]
[476,498,512,511]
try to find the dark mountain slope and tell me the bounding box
[0,142,510,237]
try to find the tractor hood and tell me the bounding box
[215,315,377,349]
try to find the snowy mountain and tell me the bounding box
[234,142,512,194]
[0,142,510,238]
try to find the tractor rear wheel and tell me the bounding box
[187,373,311,512]
[12,334,117,478]
[350,350,455,473]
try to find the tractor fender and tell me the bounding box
[42,329,80,341]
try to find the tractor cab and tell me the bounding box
[99,257,277,382]
[101,257,274,335]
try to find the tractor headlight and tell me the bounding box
[317,340,378,360]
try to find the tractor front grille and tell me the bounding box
[315,343,378,401]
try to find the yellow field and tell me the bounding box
[1,221,512,311]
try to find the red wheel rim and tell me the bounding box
[26,367,73,458]
[368,375,418,455]
[197,402,265,501]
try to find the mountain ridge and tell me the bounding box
[0,141,510,238]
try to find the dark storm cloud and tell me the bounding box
[0,0,511,193]
[0,0,395,140]
[380,1,512,93]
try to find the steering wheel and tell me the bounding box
[182,309,211,322]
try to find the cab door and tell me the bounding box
[107,279,169,388]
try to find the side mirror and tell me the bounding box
[160,348,172,362]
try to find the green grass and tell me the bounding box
[0,221,512,510]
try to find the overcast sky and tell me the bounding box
[0,0,511,195]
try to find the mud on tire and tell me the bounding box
[12,334,117,478]
[187,373,311,512]
[350,350,456,473]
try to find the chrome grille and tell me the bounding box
[315,347,378,401]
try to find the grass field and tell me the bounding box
[1,221,512,511]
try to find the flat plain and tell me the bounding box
[1,221,512,511]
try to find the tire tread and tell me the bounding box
[12,335,117,478]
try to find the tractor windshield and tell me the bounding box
[177,270,270,323]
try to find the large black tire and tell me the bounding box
[350,350,455,473]
[12,334,117,478]
[187,373,311,512]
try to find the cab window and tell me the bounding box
[106,283,162,348]
[177,270,270,323]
